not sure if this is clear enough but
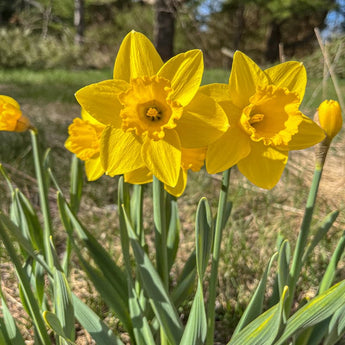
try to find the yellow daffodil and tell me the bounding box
[65,109,105,181]
[0,95,32,132]
[204,51,325,189]
[317,100,342,140]
[75,31,228,188]
[124,147,207,197]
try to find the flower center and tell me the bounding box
[145,107,162,121]
[240,84,303,147]
[119,75,183,140]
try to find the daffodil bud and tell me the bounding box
[317,100,342,140]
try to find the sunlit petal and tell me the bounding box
[229,51,269,109]
[164,168,187,197]
[85,155,104,181]
[114,31,163,81]
[158,49,203,106]
[265,61,307,101]
[206,127,251,174]
[176,91,229,147]
[75,79,129,127]
[124,166,153,184]
[237,142,288,189]
[142,129,181,186]
[279,114,325,150]
[0,95,20,109]
[101,126,144,176]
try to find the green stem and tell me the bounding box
[286,165,323,316]
[30,130,54,269]
[153,176,169,289]
[206,169,231,345]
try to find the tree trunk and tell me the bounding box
[74,0,85,45]
[154,0,175,61]
[265,20,281,62]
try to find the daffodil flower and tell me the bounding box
[124,147,207,197]
[65,109,105,181]
[0,95,31,132]
[75,31,228,187]
[204,51,325,189]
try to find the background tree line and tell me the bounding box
[0,0,343,69]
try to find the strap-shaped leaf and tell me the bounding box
[233,252,278,336]
[43,311,75,345]
[0,283,26,345]
[58,194,128,300]
[72,294,125,345]
[196,197,213,280]
[323,304,345,345]
[277,240,290,297]
[53,267,75,342]
[228,286,288,345]
[0,217,51,345]
[274,280,345,345]
[122,205,183,345]
[179,281,207,345]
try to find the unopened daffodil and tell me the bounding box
[65,109,105,181]
[0,95,32,132]
[75,31,228,188]
[204,51,325,189]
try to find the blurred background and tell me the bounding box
[0,0,344,71]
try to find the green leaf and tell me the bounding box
[232,252,278,336]
[302,210,339,264]
[323,304,345,345]
[166,193,180,272]
[319,230,345,294]
[69,154,83,214]
[195,197,213,280]
[179,281,207,345]
[122,205,183,345]
[0,216,51,345]
[277,240,290,297]
[53,267,75,342]
[274,280,345,345]
[58,194,128,301]
[228,286,288,345]
[43,311,75,345]
[0,284,26,345]
[72,294,125,345]
[171,251,196,307]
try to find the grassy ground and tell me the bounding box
[1,67,345,344]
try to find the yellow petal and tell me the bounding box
[164,168,187,197]
[206,127,251,174]
[81,108,103,126]
[158,50,203,106]
[124,166,153,184]
[101,126,144,176]
[198,83,231,104]
[265,61,307,101]
[85,155,104,181]
[141,129,181,187]
[0,95,20,109]
[279,114,325,151]
[229,51,269,109]
[176,91,229,147]
[237,142,288,189]
[113,31,163,81]
[75,79,129,127]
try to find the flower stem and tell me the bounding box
[30,129,54,269]
[286,165,323,316]
[206,169,231,345]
